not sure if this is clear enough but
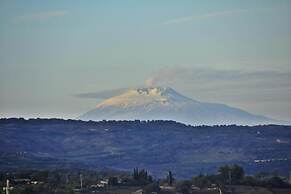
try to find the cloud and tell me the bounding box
[12,11,66,23]
[144,66,291,91]
[144,66,291,121]
[75,66,291,110]
[74,88,129,99]
[161,3,287,25]
[162,8,250,25]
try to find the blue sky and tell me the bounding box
[0,0,291,120]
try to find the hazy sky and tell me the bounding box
[0,0,291,121]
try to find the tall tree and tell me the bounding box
[167,171,174,186]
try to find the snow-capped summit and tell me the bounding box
[95,87,193,109]
[79,87,277,125]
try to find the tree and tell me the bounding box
[218,165,244,184]
[167,171,174,186]
[231,165,244,184]
[192,174,212,188]
[218,165,231,184]
[133,168,139,180]
[132,168,152,185]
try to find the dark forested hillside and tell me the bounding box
[0,118,291,178]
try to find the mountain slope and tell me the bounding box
[79,87,277,125]
[1,119,291,178]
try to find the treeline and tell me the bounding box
[176,164,291,193]
[1,165,290,194]
[1,117,286,128]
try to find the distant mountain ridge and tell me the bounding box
[1,118,291,178]
[80,87,279,125]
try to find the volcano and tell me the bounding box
[79,87,277,125]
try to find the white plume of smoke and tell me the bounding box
[144,77,155,87]
[144,67,193,87]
